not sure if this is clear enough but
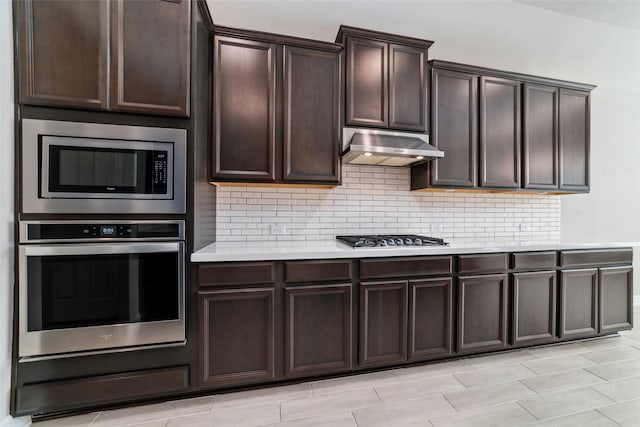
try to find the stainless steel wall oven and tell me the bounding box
[18,220,186,360]
[21,119,187,214]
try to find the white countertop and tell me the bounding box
[191,240,638,262]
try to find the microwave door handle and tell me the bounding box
[21,242,184,257]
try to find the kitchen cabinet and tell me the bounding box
[359,256,453,365]
[559,249,633,339]
[285,283,352,377]
[211,27,341,186]
[428,67,478,188]
[409,278,453,361]
[337,26,432,132]
[511,252,558,346]
[411,61,594,194]
[359,280,408,366]
[457,254,509,353]
[197,262,276,387]
[16,0,190,116]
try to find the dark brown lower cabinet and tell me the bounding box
[512,271,557,346]
[360,280,408,366]
[408,278,452,361]
[199,288,276,387]
[559,269,598,339]
[599,266,633,333]
[457,274,508,353]
[285,284,352,377]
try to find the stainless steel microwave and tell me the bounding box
[22,119,187,214]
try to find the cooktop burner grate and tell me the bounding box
[336,234,449,248]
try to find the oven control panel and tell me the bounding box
[21,221,185,242]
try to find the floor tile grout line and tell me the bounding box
[594,405,626,427]
[87,411,103,426]
[515,400,542,422]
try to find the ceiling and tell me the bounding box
[516,0,640,31]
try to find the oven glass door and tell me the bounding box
[19,242,185,358]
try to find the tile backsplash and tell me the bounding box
[216,164,561,243]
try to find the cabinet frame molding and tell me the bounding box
[558,88,590,192]
[408,277,453,360]
[512,270,557,345]
[559,268,598,339]
[599,266,633,333]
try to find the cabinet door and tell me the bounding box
[479,76,521,189]
[17,0,109,109]
[559,269,598,339]
[512,271,557,346]
[283,46,341,184]
[199,288,275,387]
[212,36,277,182]
[111,0,190,116]
[430,68,478,187]
[457,274,508,353]
[409,278,452,361]
[559,89,590,192]
[346,37,388,127]
[285,284,352,377]
[523,83,559,190]
[360,281,407,366]
[599,266,633,333]
[389,44,426,131]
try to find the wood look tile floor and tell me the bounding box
[32,308,640,427]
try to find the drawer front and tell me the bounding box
[560,249,632,268]
[360,256,452,279]
[512,252,557,270]
[458,254,508,274]
[198,262,275,286]
[285,260,352,283]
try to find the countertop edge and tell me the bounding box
[190,241,638,263]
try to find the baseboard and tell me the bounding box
[634,295,640,306]
[0,416,31,427]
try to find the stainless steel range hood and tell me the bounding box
[342,127,444,167]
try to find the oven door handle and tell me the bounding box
[21,242,184,256]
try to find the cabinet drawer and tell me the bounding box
[360,256,452,279]
[285,260,352,283]
[458,254,508,274]
[198,262,275,286]
[560,249,632,268]
[511,252,557,270]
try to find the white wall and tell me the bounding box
[0,0,14,422]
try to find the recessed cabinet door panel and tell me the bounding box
[213,36,277,181]
[430,68,478,187]
[599,266,633,333]
[523,84,559,190]
[479,76,521,188]
[346,37,388,127]
[457,274,508,353]
[512,271,557,345]
[559,89,590,192]
[199,288,275,387]
[111,0,190,116]
[389,44,426,131]
[559,269,598,339]
[409,278,452,361]
[360,281,407,366]
[283,46,341,184]
[18,0,109,109]
[285,284,352,377]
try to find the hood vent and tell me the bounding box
[342,128,444,167]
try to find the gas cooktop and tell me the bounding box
[336,234,449,248]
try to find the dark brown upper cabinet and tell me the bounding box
[480,76,521,189]
[411,61,594,194]
[523,83,559,190]
[16,0,190,117]
[337,26,432,132]
[211,27,342,186]
[111,0,191,116]
[559,89,590,192]
[429,67,478,188]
